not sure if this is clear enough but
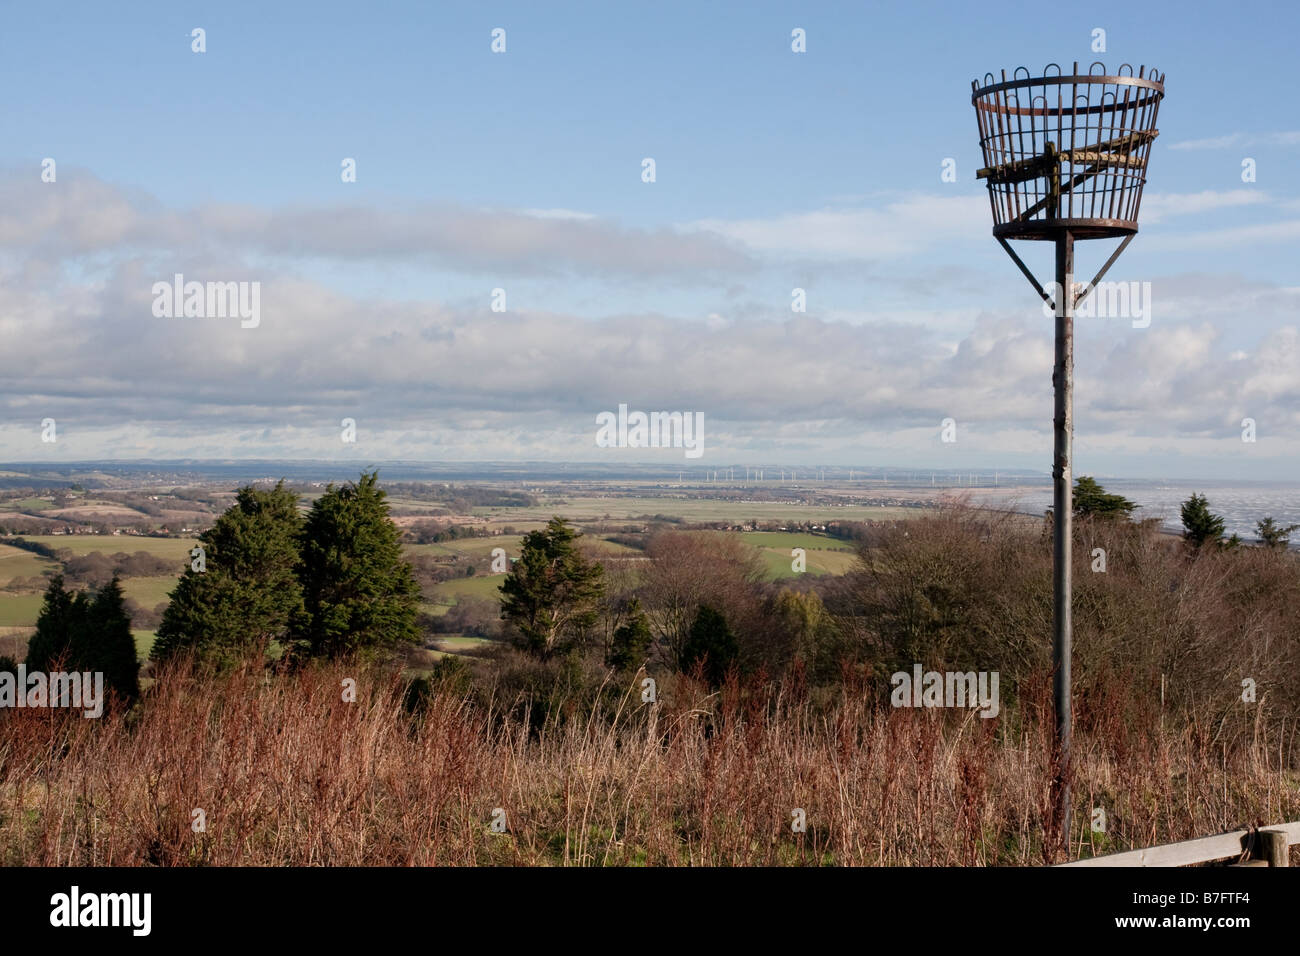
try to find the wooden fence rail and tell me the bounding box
[1060,821,1300,867]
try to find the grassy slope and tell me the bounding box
[498,496,921,525]
[0,537,193,626]
[133,630,156,663]
[7,535,198,561]
[0,595,44,626]
[121,577,178,608]
[429,574,506,606]
[0,544,60,585]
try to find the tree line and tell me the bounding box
[1071,476,1295,549]
[8,473,421,709]
[489,479,1300,706]
[9,473,1295,718]
[151,471,419,664]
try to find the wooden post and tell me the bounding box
[1051,230,1074,853]
[1260,828,1290,867]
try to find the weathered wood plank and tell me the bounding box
[976,130,1158,182]
[1062,820,1300,867]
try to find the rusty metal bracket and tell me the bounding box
[996,237,1055,311]
[1074,234,1134,311]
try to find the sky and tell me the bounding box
[0,0,1297,479]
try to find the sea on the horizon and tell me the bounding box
[980,480,1300,544]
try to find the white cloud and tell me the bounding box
[689,194,989,260]
[1,171,1297,473]
[519,208,598,221]
[1145,218,1300,250]
[1140,189,1268,222]
[1169,133,1246,151]
[0,172,754,280]
[1169,131,1300,150]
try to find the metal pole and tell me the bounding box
[1052,230,1074,853]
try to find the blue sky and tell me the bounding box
[1,0,1297,477]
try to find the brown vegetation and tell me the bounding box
[3,503,1297,866]
[2,654,1296,866]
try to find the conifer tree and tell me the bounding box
[293,471,420,659]
[26,574,139,704]
[500,517,605,657]
[153,481,305,665]
[1181,493,1226,549]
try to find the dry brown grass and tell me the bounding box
[3,655,1296,866]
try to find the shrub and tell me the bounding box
[679,605,737,686]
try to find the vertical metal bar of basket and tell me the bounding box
[1052,229,1074,852]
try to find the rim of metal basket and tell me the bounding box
[972,63,1164,107]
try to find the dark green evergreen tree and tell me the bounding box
[1073,476,1137,520]
[293,471,420,659]
[24,574,75,671]
[152,481,305,665]
[25,574,139,705]
[1256,517,1299,551]
[679,604,738,686]
[1181,493,1226,549]
[86,576,140,702]
[499,517,605,657]
[608,597,652,672]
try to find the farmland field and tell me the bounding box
[429,574,506,607]
[0,594,44,626]
[758,546,858,579]
[493,495,923,525]
[121,576,179,608]
[7,497,56,511]
[0,543,59,585]
[0,493,889,633]
[6,535,198,561]
[734,530,860,579]
[133,630,156,662]
[0,536,193,627]
[404,536,523,560]
[738,531,855,552]
[432,635,493,652]
[0,506,880,629]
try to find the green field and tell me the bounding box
[0,544,60,586]
[0,594,45,626]
[3,626,171,666]
[495,496,923,525]
[0,503,877,630]
[416,634,496,663]
[421,529,863,598]
[738,531,854,551]
[587,538,643,555]
[404,536,523,561]
[133,630,156,662]
[432,635,493,652]
[7,535,198,561]
[121,576,179,608]
[429,574,506,607]
[758,547,857,579]
[734,531,859,580]
[406,535,642,570]
[6,497,56,511]
[0,537,189,626]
